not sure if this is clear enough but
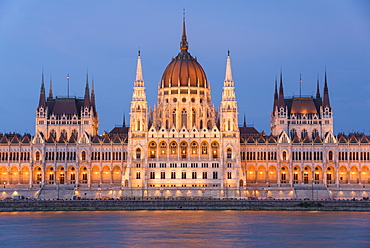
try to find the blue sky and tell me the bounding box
[0,0,369,135]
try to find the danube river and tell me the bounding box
[0,211,369,247]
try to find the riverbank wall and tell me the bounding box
[0,199,370,212]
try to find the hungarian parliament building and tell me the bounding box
[1,21,369,199]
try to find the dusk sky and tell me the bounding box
[0,0,369,135]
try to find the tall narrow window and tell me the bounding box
[191,142,198,155]
[192,109,196,127]
[181,109,187,129]
[136,148,141,159]
[226,148,232,159]
[180,142,187,158]
[172,109,176,128]
[81,151,86,161]
[136,171,141,179]
[170,142,177,155]
[202,142,208,155]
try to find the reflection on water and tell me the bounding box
[0,210,369,247]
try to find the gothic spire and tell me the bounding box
[273,76,278,110]
[243,113,247,127]
[84,72,90,107]
[278,69,285,107]
[38,70,46,107]
[48,76,53,99]
[91,78,96,112]
[224,50,233,83]
[316,74,321,99]
[323,70,330,107]
[123,113,126,127]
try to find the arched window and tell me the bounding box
[172,109,176,128]
[191,142,198,155]
[61,129,67,140]
[201,142,208,155]
[301,129,308,139]
[149,142,157,158]
[180,142,187,158]
[290,129,297,138]
[200,120,203,130]
[328,150,333,161]
[72,129,78,138]
[81,151,86,161]
[35,151,41,161]
[227,119,231,131]
[181,109,187,128]
[136,171,141,179]
[170,142,177,155]
[227,148,232,159]
[212,142,219,158]
[239,179,244,187]
[137,119,141,131]
[282,151,287,161]
[49,129,56,140]
[160,142,167,155]
[136,148,141,159]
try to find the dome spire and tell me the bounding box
[180,9,188,52]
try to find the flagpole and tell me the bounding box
[67,74,70,98]
[299,73,302,97]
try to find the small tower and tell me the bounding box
[271,70,288,136]
[129,51,148,133]
[220,51,238,132]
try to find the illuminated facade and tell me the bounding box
[0,20,369,199]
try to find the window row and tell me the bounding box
[147,163,220,168]
[137,171,224,180]
[292,151,323,161]
[90,151,126,161]
[139,141,233,159]
[338,151,370,161]
[45,151,76,161]
[241,151,277,161]
[0,152,30,161]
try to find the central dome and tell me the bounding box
[160,21,207,89]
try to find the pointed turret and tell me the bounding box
[123,113,126,127]
[273,76,278,111]
[38,71,46,107]
[220,50,238,131]
[316,75,321,99]
[129,51,148,132]
[48,76,53,100]
[278,69,285,107]
[84,73,90,108]
[323,70,330,107]
[135,50,144,86]
[91,78,96,109]
[243,114,247,127]
[224,50,233,83]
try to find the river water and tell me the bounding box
[0,210,369,247]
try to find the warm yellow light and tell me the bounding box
[351,172,355,175]
[315,172,319,174]
[362,172,366,174]
[249,171,253,174]
[270,172,274,174]
[259,172,263,174]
